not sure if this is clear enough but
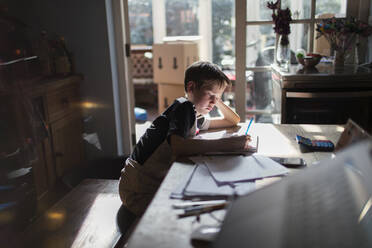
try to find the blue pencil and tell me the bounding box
[245,117,254,135]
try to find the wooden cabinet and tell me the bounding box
[272,64,372,132]
[45,80,81,123]
[30,75,84,201]
[0,63,83,225]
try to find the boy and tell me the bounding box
[119,61,251,216]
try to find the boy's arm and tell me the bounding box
[208,99,240,129]
[170,134,251,156]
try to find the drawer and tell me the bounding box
[46,85,79,122]
[50,112,83,177]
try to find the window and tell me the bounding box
[235,0,353,122]
[128,0,362,123]
[128,0,235,66]
[212,0,235,66]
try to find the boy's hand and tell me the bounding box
[222,135,252,151]
[209,99,241,129]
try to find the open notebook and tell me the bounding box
[194,129,259,154]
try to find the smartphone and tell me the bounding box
[270,157,306,168]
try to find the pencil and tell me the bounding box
[245,117,254,135]
[178,203,228,218]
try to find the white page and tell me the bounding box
[170,165,197,199]
[184,164,255,197]
[192,156,261,183]
[191,155,289,184]
[254,155,290,178]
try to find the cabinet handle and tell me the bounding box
[158,57,163,69]
[55,152,64,157]
[173,57,178,69]
[164,98,168,108]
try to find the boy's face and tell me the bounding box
[187,80,226,115]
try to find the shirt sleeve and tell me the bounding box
[167,100,195,139]
[197,115,211,131]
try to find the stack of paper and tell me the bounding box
[170,155,289,199]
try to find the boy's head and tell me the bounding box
[184,61,231,115]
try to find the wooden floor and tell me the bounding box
[21,179,122,248]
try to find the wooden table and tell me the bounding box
[125,123,344,248]
[21,179,122,248]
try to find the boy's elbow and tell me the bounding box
[234,115,240,125]
[229,116,240,126]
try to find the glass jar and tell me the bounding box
[276,34,290,71]
[333,49,345,67]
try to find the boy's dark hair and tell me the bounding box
[184,61,231,91]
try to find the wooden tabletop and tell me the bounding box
[272,63,372,81]
[125,123,344,248]
[21,179,122,248]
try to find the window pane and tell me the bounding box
[247,0,312,21]
[166,0,199,36]
[289,23,309,54]
[281,0,311,19]
[249,70,282,123]
[128,0,153,45]
[246,24,309,64]
[246,0,272,21]
[315,0,347,18]
[223,69,281,123]
[241,69,282,123]
[245,25,279,122]
[267,0,346,20]
[212,0,235,67]
[246,25,275,67]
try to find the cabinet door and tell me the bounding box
[32,141,49,198]
[50,112,83,177]
[31,95,57,198]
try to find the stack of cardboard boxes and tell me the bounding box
[153,42,199,113]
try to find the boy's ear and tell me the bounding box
[186,81,195,93]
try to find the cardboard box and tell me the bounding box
[158,83,185,114]
[153,42,199,84]
[314,13,334,56]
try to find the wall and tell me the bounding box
[369,0,372,62]
[5,0,121,159]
